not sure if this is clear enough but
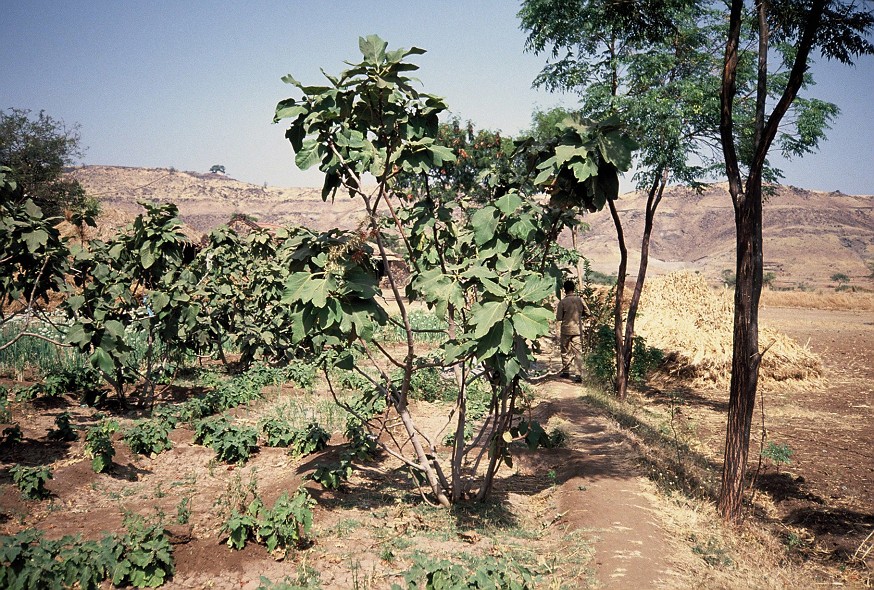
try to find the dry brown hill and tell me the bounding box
[67,165,366,234]
[68,165,873,290]
[575,183,873,290]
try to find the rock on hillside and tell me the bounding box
[67,165,366,233]
[573,183,873,290]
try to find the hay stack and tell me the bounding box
[636,271,822,387]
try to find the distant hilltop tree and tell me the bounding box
[209,164,226,174]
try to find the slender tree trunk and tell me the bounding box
[618,171,668,399]
[607,198,628,397]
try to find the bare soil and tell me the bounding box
[1,304,872,588]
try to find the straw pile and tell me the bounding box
[635,271,822,388]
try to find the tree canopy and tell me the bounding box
[0,108,86,216]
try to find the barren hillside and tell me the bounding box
[574,183,874,290]
[68,165,873,289]
[67,165,366,233]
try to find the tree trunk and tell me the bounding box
[717,181,763,521]
[717,0,826,523]
[618,172,667,400]
[607,198,628,398]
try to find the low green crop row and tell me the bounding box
[0,514,173,589]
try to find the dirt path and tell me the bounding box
[528,380,675,588]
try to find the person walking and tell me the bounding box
[555,279,590,382]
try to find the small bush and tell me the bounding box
[260,416,296,448]
[117,512,175,587]
[10,465,52,500]
[222,488,314,557]
[398,551,536,589]
[585,324,663,388]
[196,417,258,464]
[124,420,172,456]
[47,412,78,442]
[288,423,330,457]
[284,360,317,391]
[310,455,354,490]
[1,424,22,447]
[85,419,119,473]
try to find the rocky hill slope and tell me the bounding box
[68,165,873,289]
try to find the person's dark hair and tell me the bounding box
[563,279,575,293]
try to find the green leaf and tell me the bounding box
[471,301,508,339]
[307,276,334,308]
[359,34,388,63]
[92,348,115,375]
[139,241,155,269]
[295,138,321,170]
[22,229,48,252]
[274,99,307,122]
[598,131,636,172]
[511,305,553,340]
[495,192,523,215]
[470,206,499,245]
[517,276,555,303]
[281,273,311,304]
[428,144,456,165]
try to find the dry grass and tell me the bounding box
[636,271,823,388]
[762,288,874,311]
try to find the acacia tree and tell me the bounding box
[521,0,872,520]
[274,35,633,505]
[0,108,87,217]
[717,0,873,521]
[519,0,722,399]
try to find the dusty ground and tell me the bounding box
[1,304,872,588]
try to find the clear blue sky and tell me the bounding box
[2,1,873,194]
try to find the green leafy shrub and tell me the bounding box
[762,441,793,467]
[288,423,330,457]
[396,552,536,589]
[0,529,113,590]
[10,465,52,500]
[193,415,231,446]
[510,420,565,450]
[260,416,295,448]
[196,417,258,463]
[85,419,119,473]
[310,456,353,490]
[333,369,371,393]
[115,513,175,588]
[410,366,455,402]
[11,366,104,404]
[150,404,182,429]
[255,490,316,555]
[222,488,314,556]
[284,359,316,391]
[0,519,174,589]
[1,424,22,447]
[344,419,378,461]
[124,420,173,456]
[630,335,664,384]
[47,411,78,442]
[585,324,663,388]
[0,387,11,422]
